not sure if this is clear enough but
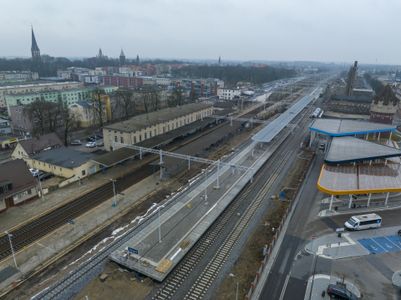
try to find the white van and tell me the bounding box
[344,213,382,231]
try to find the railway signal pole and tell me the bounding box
[158,206,162,243]
[5,231,18,269]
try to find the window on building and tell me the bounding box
[115,136,117,143]
[82,170,86,176]
[120,136,124,143]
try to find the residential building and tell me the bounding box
[217,88,241,100]
[175,78,223,98]
[29,147,99,180]
[5,86,117,114]
[69,95,112,128]
[0,117,11,134]
[0,81,83,110]
[0,71,39,84]
[103,102,213,151]
[11,133,63,160]
[102,75,143,88]
[8,105,34,134]
[0,159,38,211]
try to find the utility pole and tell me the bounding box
[203,169,208,202]
[5,231,18,269]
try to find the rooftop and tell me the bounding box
[317,162,401,195]
[309,119,396,137]
[253,87,322,143]
[325,137,401,164]
[19,133,63,156]
[373,85,399,106]
[32,147,94,169]
[104,103,213,133]
[0,159,36,198]
[0,80,80,88]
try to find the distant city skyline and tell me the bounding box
[2,0,401,65]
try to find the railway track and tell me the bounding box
[30,84,321,299]
[152,145,294,300]
[0,106,264,261]
[152,102,314,300]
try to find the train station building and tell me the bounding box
[309,118,401,211]
[103,103,213,151]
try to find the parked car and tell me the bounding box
[96,140,104,147]
[86,136,96,142]
[327,283,358,299]
[29,168,40,177]
[85,141,97,148]
[38,172,53,181]
[70,139,82,146]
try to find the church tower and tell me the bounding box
[31,26,41,61]
[119,49,126,65]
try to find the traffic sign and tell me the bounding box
[128,247,138,255]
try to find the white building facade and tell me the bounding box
[217,88,241,100]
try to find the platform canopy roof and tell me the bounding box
[309,119,396,137]
[252,87,321,143]
[325,137,401,164]
[92,147,137,167]
[317,163,401,195]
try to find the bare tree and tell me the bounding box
[168,87,184,107]
[89,88,105,127]
[24,100,60,135]
[60,103,78,146]
[114,89,135,119]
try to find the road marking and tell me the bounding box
[343,233,356,245]
[279,249,291,274]
[279,273,291,300]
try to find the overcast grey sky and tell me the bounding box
[1,0,400,64]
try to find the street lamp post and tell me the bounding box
[309,236,317,300]
[235,281,239,300]
[110,179,117,207]
[5,231,18,269]
[203,169,208,202]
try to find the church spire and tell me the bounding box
[119,48,126,65]
[31,26,41,60]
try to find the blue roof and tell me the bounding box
[309,119,396,137]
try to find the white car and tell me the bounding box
[29,168,40,177]
[85,141,97,148]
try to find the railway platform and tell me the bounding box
[109,139,279,281]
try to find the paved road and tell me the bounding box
[260,154,324,300]
[259,154,401,300]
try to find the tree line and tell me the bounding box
[172,65,296,86]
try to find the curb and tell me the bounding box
[250,154,317,300]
